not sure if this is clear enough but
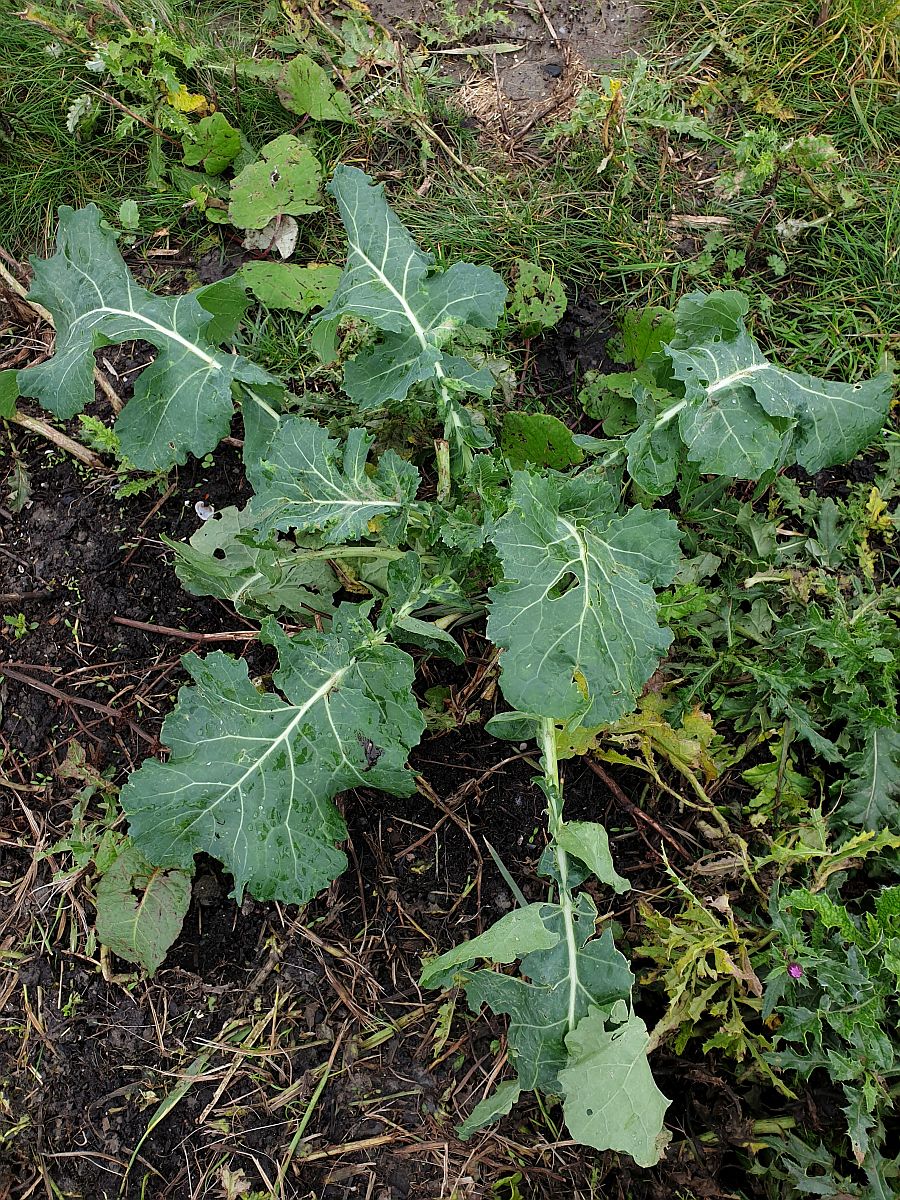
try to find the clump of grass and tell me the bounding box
[657,0,899,89]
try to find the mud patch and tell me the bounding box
[372,0,646,107]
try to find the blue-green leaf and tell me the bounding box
[487,472,681,724]
[315,166,506,409]
[16,205,271,469]
[121,612,424,903]
[249,416,422,545]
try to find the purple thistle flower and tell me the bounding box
[787,962,804,979]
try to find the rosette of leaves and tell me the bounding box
[311,166,507,460]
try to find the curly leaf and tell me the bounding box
[164,505,338,618]
[560,1003,671,1167]
[487,472,681,724]
[121,612,424,903]
[623,292,892,489]
[315,166,506,408]
[248,416,421,544]
[16,205,271,469]
[182,112,240,174]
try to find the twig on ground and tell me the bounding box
[6,411,104,469]
[533,0,561,46]
[0,588,58,603]
[0,663,156,746]
[586,758,691,859]
[112,615,262,641]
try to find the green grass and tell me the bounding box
[2,0,896,387]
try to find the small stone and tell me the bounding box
[543,62,563,78]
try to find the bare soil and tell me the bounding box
[372,0,646,104]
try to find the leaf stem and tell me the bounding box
[599,398,688,470]
[538,716,579,1033]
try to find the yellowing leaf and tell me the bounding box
[167,85,211,114]
[865,486,894,535]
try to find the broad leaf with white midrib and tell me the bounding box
[622,291,892,489]
[314,166,507,408]
[487,472,681,724]
[436,897,633,1094]
[164,505,338,618]
[16,205,272,469]
[249,416,422,544]
[560,1003,671,1167]
[121,612,424,904]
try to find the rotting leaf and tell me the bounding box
[229,135,322,230]
[95,841,192,974]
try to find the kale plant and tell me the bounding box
[11,164,895,1164]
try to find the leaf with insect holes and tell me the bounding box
[422,896,636,1138]
[229,135,322,230]
[487,471,681,724]
[313,166,506,409]
[95,840,192,974]
[275,53,353,123]
[14,205,273,470]
[559,1002,671,1167]
[508,258,567,334]
[248,415,422,545]
[501,411,584,470]
[164,505,338,618]
[121,612,425,904]
[241,262,342,313]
